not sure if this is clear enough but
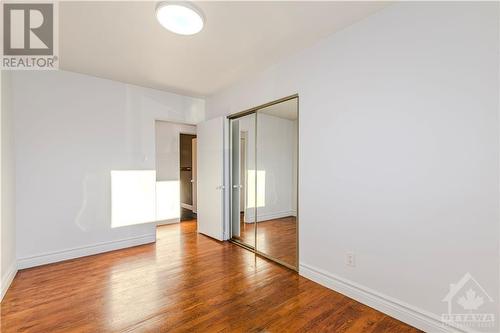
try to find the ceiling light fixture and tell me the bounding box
[156,2,204,36]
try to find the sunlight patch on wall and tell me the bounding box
[247,170,266,208]
[112,170,182,228]
[156,180,180,221]
[111,170,157,228]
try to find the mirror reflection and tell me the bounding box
[229,96,298,269]
[256,98,298,267]
[230,113,256,248]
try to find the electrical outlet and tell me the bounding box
[346,252,356,267]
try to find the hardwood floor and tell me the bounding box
[1,220,421,333]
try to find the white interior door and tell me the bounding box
[192,138,197,213]
[197,117,225,240]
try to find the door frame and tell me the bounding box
[153,120,197,229]
[226,93,299,272]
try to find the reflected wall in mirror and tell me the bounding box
[256,97,298,268]
[230,113,256,248]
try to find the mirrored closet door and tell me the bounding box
[229,96,298,270]
[255,98,298,268]
[230,113,256,249]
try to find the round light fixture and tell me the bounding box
[156,2,204,35]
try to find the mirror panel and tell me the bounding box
[256,98,298,268]
[230,113,256,248]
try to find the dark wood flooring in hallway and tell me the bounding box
[1,220,420,332]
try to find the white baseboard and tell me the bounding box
[244,210,295,223]
[17,234,156,270]
[157,218,180,225]
[299,263,465,333]
[1,262,18,302]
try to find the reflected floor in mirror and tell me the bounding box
[1,220,421,333]
[232,213,255,247]
[257,216,297,266]
[238,214,297,267]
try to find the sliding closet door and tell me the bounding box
[228,96,298,270]
[229,113,256,248]
[256,98,298,269]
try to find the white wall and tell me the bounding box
[207,2,499,332]
[1,70,17,300]
[12,70,204,269]
[244,113,296,221]
[291,119,297,214]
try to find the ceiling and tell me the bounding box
[59,1,389,97]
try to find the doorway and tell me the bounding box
[180,133,197,220]
[154,121,197,226]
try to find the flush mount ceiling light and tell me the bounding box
[156,2,204,35]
